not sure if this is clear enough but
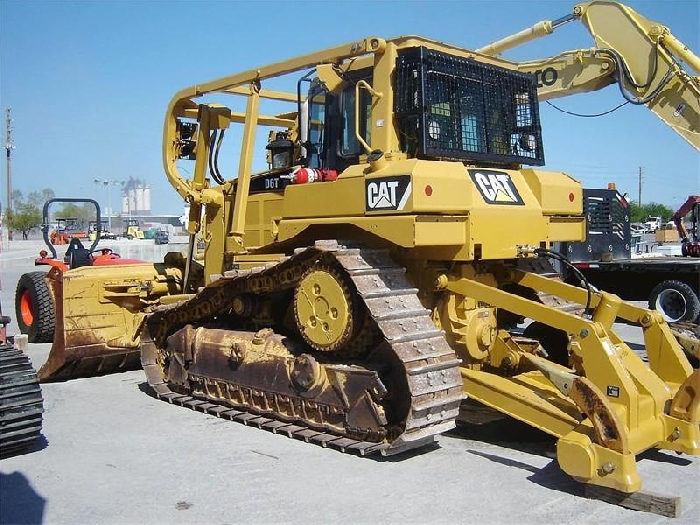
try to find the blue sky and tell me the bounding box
[1,0,698,215]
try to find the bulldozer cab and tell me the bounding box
[164,37,554,280]
[300,68,374,172]
[275,49,544,175]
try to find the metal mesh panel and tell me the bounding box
[587,197,614,234]
[563,189,631,263]
[395,47,545,166]
[586,191,628,239]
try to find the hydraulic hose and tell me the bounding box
[534,248,594,314]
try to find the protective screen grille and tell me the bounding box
[395,47,545,166]
[563,189,631,263]
[587,197,614,234]
[586,192,628,238]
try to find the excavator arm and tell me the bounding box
[672,196,700,257]
[672,196,700,241]
[476,0,700,150]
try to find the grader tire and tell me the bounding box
[15,272,55,343]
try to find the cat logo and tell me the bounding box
[365,175,412,211]
[468,169,524,206]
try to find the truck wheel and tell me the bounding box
[648,280,700,323]
[15,272,55,343]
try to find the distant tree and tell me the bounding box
[6,202,42,240]
[4,189,56,241]
[629,202,644,222]
[629,201,673,223]
[10,189,23,209]
[54,203,95,226]
[27,188,56,208]
[42,188,56,203]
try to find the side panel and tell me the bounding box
[241,193,285,248]
[273,159,584,260]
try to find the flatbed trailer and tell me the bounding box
[559,189,700,323]
[573,257,700,321]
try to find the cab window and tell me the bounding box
[339,85,371,157]
[307,83,327,169]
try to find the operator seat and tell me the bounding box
[64,238,93,268]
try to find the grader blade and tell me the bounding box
[38,264,183,382]
[39,333,142,382]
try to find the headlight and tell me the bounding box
[427,119,441,140]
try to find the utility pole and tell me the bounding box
[638,166,642,206]
[4,108,15,242]
[5,108,14,214]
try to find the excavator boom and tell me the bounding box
[672,195,700,256]
[477,0,700,150]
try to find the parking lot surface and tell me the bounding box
[1,240,698,524]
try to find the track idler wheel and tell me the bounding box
[294,263,363,352]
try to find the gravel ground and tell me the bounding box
[1,239,698,525]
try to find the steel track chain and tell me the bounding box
[0,343,44,457]
[142,240,464,456]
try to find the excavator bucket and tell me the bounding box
[37,262,184,382]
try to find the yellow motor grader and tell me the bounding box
[21,1,699,494]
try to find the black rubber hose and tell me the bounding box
[213,129,226,184]
[534,248,594,314]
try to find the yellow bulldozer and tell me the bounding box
[17,0,699,496]
[123,218,145,239]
